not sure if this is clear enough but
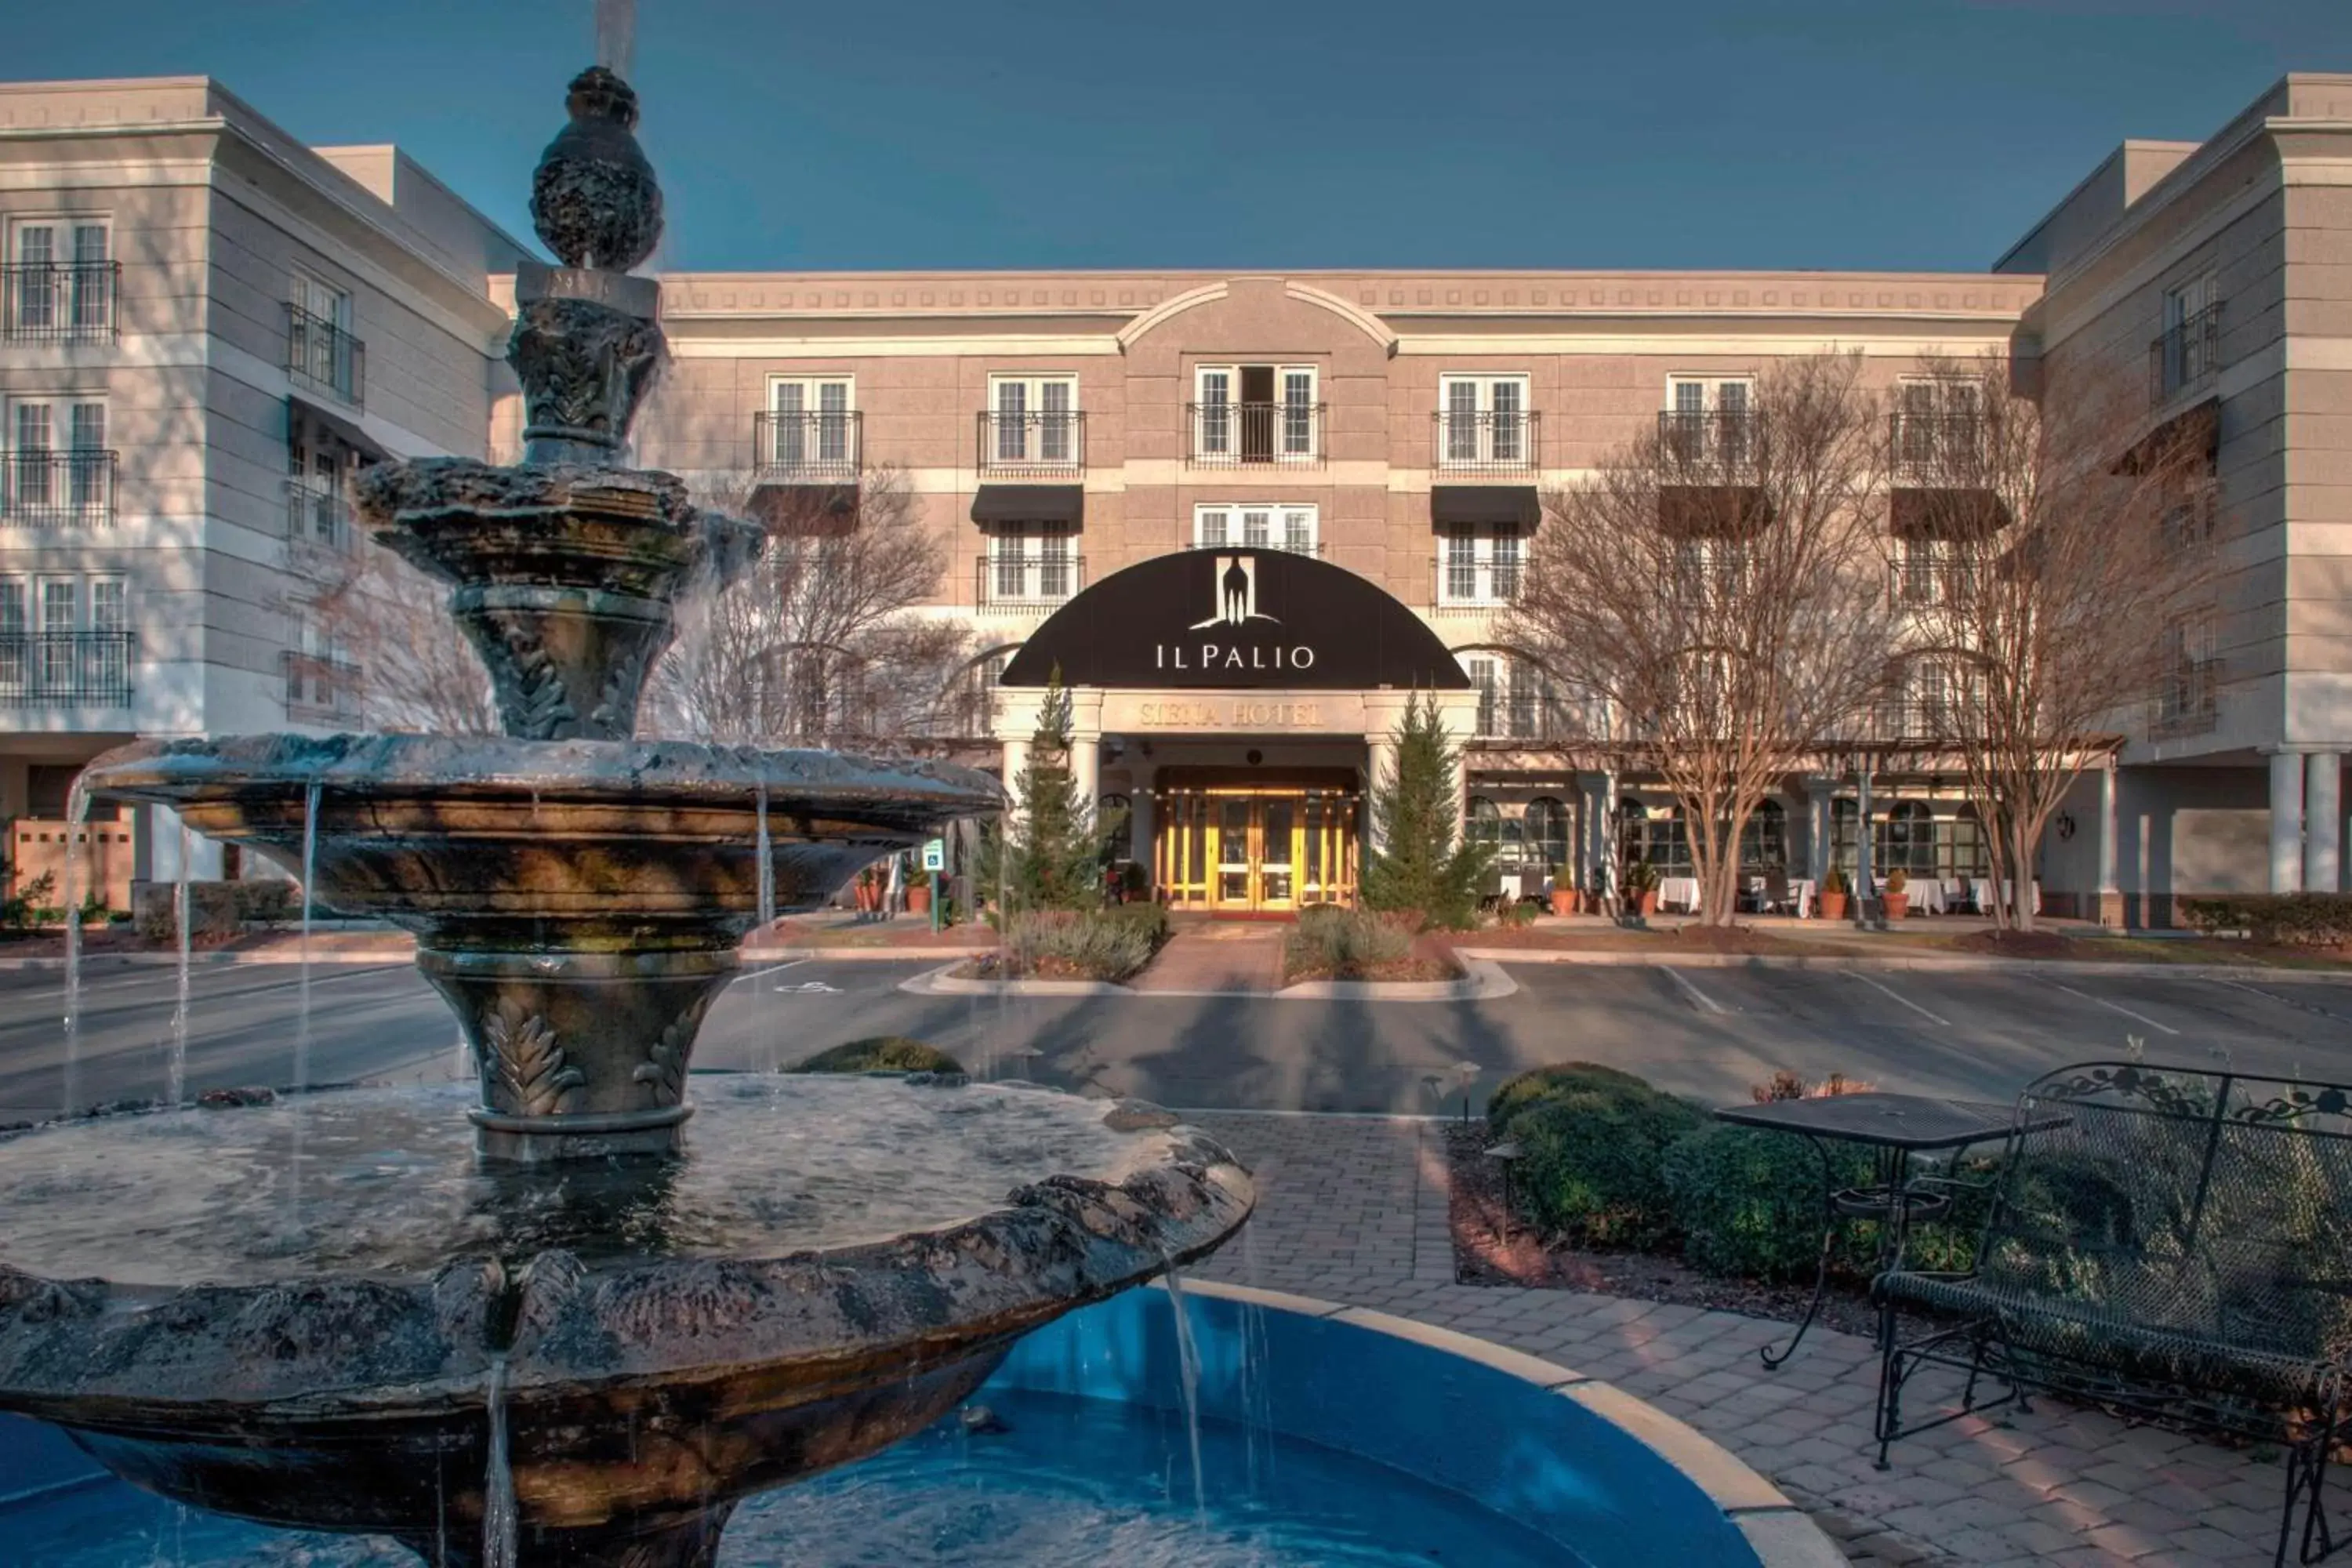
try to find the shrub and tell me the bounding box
[792,1036,965,1074]
[1004,905,1168,981]
[1495,1065,1704,1247]
[0,871,55,935]
[2179,893,2352,946]
[1488,1062,1653,1133]
[1664,1123,1872,1280]
[1751,1069,1875,1102]
[1286,905,1412,978]
[1490,899,1537,928]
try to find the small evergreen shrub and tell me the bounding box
[1663,1123,1875,1280]
[1488,1062,1653,1133]
[1501,1069,1704,1247]
[1360,695,1491,930]
[1285,906,1413,978]
[792,1037,964,1074]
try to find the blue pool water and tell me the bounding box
[0,1283,1770,1567]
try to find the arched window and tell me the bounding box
[1741,799,1788,871]
[1620,800,1692,876]
[1878,800,1938,875]
[1525,797,1571,873]
[1466,795,1502,849]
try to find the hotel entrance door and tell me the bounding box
[1155,771,1359,913]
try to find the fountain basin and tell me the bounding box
[0,1077,1250,1564]
[0,1279,1838,1566]
[84,734,1001,1157]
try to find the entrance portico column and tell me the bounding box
[1362,691,1414,853]
[2307,753,2342,895]
[1129,768,1154,875]
[1066,689,1105,820]
[2270,750,2306,894]
[2096,758,2122,927]
[1805,778,1835,882]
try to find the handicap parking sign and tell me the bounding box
[920,838,946,872]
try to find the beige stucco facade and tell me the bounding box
[0,70,2344,919]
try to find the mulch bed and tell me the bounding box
[949,953,1119,982]
[1283,928,1465,985]
[1443,1123,1886,1339]
[1439,923,1802,956]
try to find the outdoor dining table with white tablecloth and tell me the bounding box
[1658,876,1701,913]
[1908,879,1947,915]
[1969,878,2041,915]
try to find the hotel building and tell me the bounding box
[1,71,2347,921]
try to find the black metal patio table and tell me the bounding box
[1711,1092,2071,1369]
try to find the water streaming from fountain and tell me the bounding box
[754,781,774,928]
[167,821,192,1108]
[483,1353,517,1568]
[298,779,319,1097]
[60,778,89,1117]
[1160,1259,1208,1520]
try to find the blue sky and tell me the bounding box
[7,1,2345,272]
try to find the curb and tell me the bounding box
[1452,946,2352,982]
[898,956,1519,1003]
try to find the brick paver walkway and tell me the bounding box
[1182,1110,2292,1567]
[1131,921,1286,993]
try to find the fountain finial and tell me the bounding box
[530,66,662,274]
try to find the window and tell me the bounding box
[5,219,111,341]
[1893,537,1976,606]
[0,572,128,705]
[1621,800,1693,877]
[983,524,1077,606]
[1437,526,1523,606]
[2158,615,2219,731]
[1438,374,1532,469]
[1525,797,1571,873]
[1465,653,1554,739]
[1664,376,1752,465]
[1193,503,1317,554]
[1741,799,1788,872]
[1893,377,1984,481]
[1466,797,1502,852]
[2154,274,2220,403]
[5,397,111,523]
[1192,365,1319,463]
[288,430,352,546]
[1876,802,1940,877]
[289,271,360,405]
[767,377,856,474]
[986,374,1079,470]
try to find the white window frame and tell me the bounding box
[765,375,856,472]
[8,216,111,336]
[1193,364,1319,462]
[1437,524,1523,607]
[982,522,1078,607]
[0,570,125,700]
[1437,373,1531,468]
[987,373,1079,469]
[289,268,358,401]
[1664,374,1754,465]
[1192,503,1319,554]
[2161,273,2220,395]
[5,394,109,520]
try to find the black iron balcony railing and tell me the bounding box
[2149,303,2221,407]
[754,410,862,481]
[1890,411,1987,486]
[1659,408,1759,474]
[1185,536,1322,557]
[0,631,133,707]
[2,449,117,525]
[1186,401,1325,466]
[283,647,359,717]
[2153,658,2221,735]
[285,477,354,548]
[1430,554,1521,612]
[977,410,1085,475]
[1886,550,1984,607]
[3,262,119,343]
[286,304,365,408]
[974,552,1085,609]
[1433,409,1538,473]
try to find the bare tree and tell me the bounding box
[1504,352,1899,925]
[1893,350,2217,932]
[304,532,499,734]
[644,465,978,747]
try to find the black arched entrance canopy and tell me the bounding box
[999,550,1472,691]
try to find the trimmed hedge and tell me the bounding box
[1663,1123,1875,1281]
[792,1037,965,1075]
[2179,892,2352,946]
[1496,1065,1704,1247]
[1488,1062,1654,1133]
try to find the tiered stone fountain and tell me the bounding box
[0,67,1251,1566]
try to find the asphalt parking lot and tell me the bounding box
[4,954,2349,1124]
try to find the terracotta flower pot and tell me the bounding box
[1818,891,1848,921]
[1549,888,1577,917]
[1639,890,1659,917]
[1883,891,1910,920]
[907,883,931,914]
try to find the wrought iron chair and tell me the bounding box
[1872,1062,2352,1565]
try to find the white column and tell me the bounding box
[1806,779,1835,881]
[2307,753,2342,895]
[151,806,222,881]
[1129,771,1155,876]
[1365,737,1399,851]
[2270,750,2306,894]
[2096,760,2120,904]
[1069,731,1102,822]
[998,739,1029,823]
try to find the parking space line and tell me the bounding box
[2215,975,2352,1027]
[1660,965,1727,1015]
[2049,980,2180,1036]
[1847,970,1948,1027]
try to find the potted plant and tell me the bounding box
[1818,867,1849,922]
[1585,866,1608,914]
[1624,857,1660,918]
[1548,864,1577,917]
[906,877,932,916]
[1882,867,1911,921]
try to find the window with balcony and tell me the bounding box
[1435,526,1522,609]
[2151,274,2220,406]
[2156,615,2220,734]
[0,571,129,706]
[4,397,114,526]
[5,219,114,343]
[287,437,354,550]
[1189,365,1320,466]
[287,272,363,407]
[760,376,858,481]
[1891,536,1979,607]
[1662,376,1753,466]
[978,524,1080,610]
[982,375,1081,474]
[1436,374,1534,472]
[1465,653,1556,740]
[1192,503,1319,554]
[1892,377,1984,485]
[286,601,354,720]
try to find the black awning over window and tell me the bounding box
[287,393,388,464]
[1431,485,1539,529]
[971,484,1084,525]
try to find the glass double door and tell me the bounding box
[1157,789,1359,912]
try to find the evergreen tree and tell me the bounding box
[1360,694,1491,929]
[984,668,1101,912]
